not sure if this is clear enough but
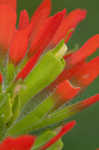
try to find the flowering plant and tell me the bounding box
[0,0,99,149]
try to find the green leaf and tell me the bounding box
[0,93,13,123]
[6,63,16,86]
[6,97,55,136]
[7,95,21,127]
[0,117,6,140]
[22,105,76,132]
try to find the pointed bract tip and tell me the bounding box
[61,120,76,134]
[19,9,29,29]
[40,0,51,11]
[58,8,66,17]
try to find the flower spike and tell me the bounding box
[0,0,98,149]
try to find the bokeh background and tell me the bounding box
[17,0,99,149]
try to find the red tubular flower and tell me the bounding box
[40,121,76,150]
[51,9,86,46]
[67,34,99,67]
[18,10,29,29]
[0,4,16,53]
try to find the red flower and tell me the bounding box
[0,121,76,150]
[0,0,98,149]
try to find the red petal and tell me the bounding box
[0,135,36,150]
[67,34,99,66]
[18,10,29,29]
[40,121,76,150]
[51,9,86,46]
[55,80,80,102]
[9,28,30,65]
[28,9,66,56]
[0,5,16,53]
[30,0,51,41]
[70,57,99,88]
[0,0,16,10]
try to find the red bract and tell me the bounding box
[67,34,99,67]
[55,80,80,102]
[30,0,51,41]
[51,9,86,46]
[9,28,30,65]
[0,121,76,150]
[0,135,36,150]
[70,57,99,87]
[0,4,16,53]
[0,0,16,10]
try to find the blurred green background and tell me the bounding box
[17,0,99,149]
